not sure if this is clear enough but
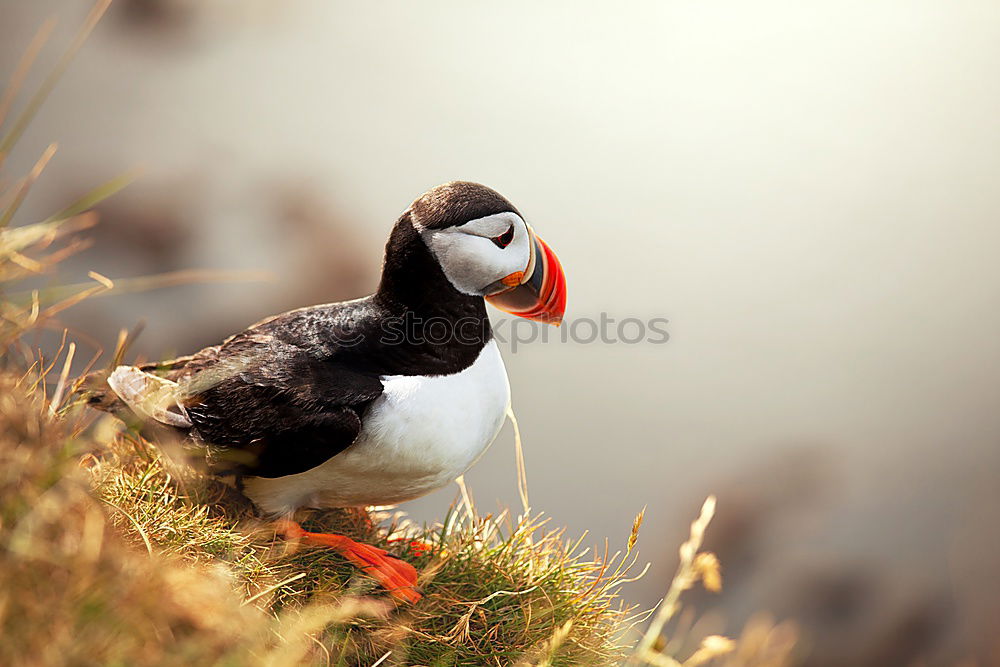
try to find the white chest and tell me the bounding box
[244,340,511,515]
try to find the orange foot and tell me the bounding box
[387,537,435,557]
[276,520,421,604]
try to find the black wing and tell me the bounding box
[177,305,384,478]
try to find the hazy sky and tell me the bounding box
[4,2,1000,645]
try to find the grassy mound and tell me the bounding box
[87,422,634,665]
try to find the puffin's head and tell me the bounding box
[409,181,566,325]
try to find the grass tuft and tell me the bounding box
[86,428,636,665]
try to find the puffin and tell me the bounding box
[83,181,566,603]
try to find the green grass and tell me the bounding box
[87,427,635,666]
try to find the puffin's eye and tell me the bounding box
[491,224,515,249]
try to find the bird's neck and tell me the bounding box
[375,215,491,334]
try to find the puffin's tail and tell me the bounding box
[79,366,192,429]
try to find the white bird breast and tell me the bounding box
[243,339,511,515]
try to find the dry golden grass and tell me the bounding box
[0,373,269,667]
[80,419,638,666]
[626,499,798,667]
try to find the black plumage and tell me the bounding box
[87,183,516,479]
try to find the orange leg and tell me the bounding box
[276,519,421,604]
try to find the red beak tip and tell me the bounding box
[484,230,565,326]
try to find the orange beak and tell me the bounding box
[486,226,566,325]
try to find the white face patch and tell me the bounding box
[416,212,531,296]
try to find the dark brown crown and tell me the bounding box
[409,181,520,230]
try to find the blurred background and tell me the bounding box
[3,1,1000,664]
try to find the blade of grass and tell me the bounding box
[0,16,57,150]
[9,268,273,308]
[0,212,96,260]
[0,0,111,155]
[43,169,140,224]
[49,340,75,416]
[87,270,113,289]
[7,251,46,273]
[111,322,145,368]
[507,405,531,516]
[243,572,307,606]
[38,284,107,321]
[1,220,64,258]
[0,142,57,228]
[630,496,717,665]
